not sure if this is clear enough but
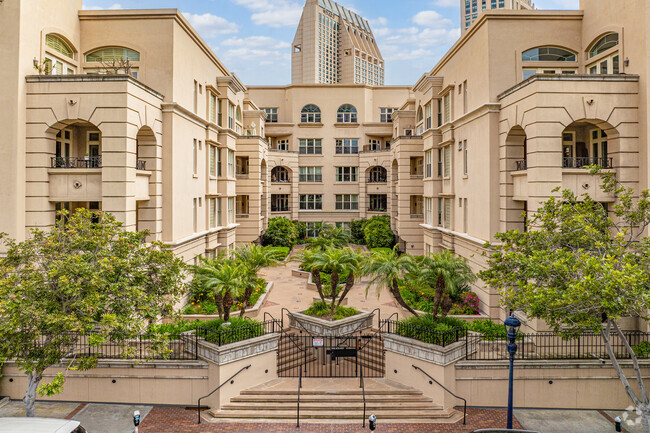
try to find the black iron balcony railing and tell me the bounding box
[271,207,290,213]
[271,178,291,183]
[367,176,388,183]
[236,173,249,179]
[136,159,147,170]
[361,144,390,152]
[515,160,527,171]
[51,156,102,169]
[368,208,387,212]
[563,157,613,169]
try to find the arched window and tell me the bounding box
[86,47,141,62]
[271,166,291,183]
[417,106,424,122]
[337,104,357,123]
[522,46,576,62]
[236,106,242,122]
[46,34,74,59]
[367,166,387,183]
[589,33,619,58]
[301,105,321,123]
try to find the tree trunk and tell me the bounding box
[24,371,43,417]
[431,276,445,320]
[336,273,355,309]
[391,278,419,317]
[330,272,340,316]
[312,270,326,303]
[239,286,254,317]
[214,293,224,320]
[223,291,234,322]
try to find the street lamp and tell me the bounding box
[504,313,521,430]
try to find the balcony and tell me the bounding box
[136,159,147,170]
[51,156,102,169]
[367,177,388,184]
[515,160,527,171]
[271,207,290,213]
[410,213,424,219]
[236,173,250,179]
[368,208,387,213]
[563,157,613,169]
[361,144,391,153]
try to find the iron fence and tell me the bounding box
[466,331,650,361]
[51,156,102,169]
[196,320,279,347]
[382,320,466,347]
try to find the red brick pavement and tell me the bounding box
[139,406,524,433]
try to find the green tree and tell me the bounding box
[305,224,351,250]
[263,217,298,248]
[194,258,245,322]
[364,216,395,249]
[0,209,186,417]
[364,247,419,316]
[480,169,650,431]
[350,219,367,244]
[233,244,282,316]
[414,251,475,320]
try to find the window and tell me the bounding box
[588,53,620,75]
[271,166,291,183]
[209,145,216,176]
[209,198,216,228]
[444,198,451,228]
[444,146,451,177]
[438,198,443,226]
[463,140,468,175]
[410,195,423,216]
[275,139,289,151]
[336,222,351,233]
[209,93,217,123]
[463,198,468,233]
[425,198,433,225]
[437,99,443,127]
[337,104,358,123]
[217,198,222,226]
[368,139,382,151]
[228,103,234,130]
[263,108,278,123]
[443,92,451,124]
[193,81,198,113]
[300,194,323,210]
[437,148,443,177]
[336,167,358,182]
[299,166,322,182]
[336,194,359,210]
[521,47,577,62]
[425,150,432,178]
[590,128,609,164]
[301,105,321,123]
[193,139,198,175]
[425,103,432,130]
[306,222,322,238]
[299,139,322,154]
[227,197,234,224]
[227,149,234,178]
[217,148,222,177]
[368,166,387,183]
[46,34,74,59]
[368,194,387,212]
[380,108,395,123]
[589,33,619,58]
[271,194,289,212]
[336,138,359,154]
[86,47,140,62]
[463,81,468,114]
[410,157,424,176]
[236,195,249,217]
[193,198,197,232]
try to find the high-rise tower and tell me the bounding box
[461,0,534,33]
[292,0,384,85]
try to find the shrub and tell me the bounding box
[293,220,307,243]
[148,317,259,337]
[370,247,393,255]
[303,301,360,321]
[364,216,395,248]
[183,278,267,315]
[633,341,650,357]
[350,219,367,244]
[449,292,480,315]
[264,246,290,261]
[396,314,467,345]
[465,319,522,341]
[263,217,298,248]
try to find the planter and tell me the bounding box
[182,330,278,365]
[384,331,480,366]
[288,309,374,336]
[312,296,348,306]
[292,269,310,278]
[400,305,489,321]
[180,281,273,321]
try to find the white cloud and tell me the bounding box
[182,12,240,38]
[412,10,454,28]
[231,0,303,28]
[82,3,123,10]
[370,17,388,27]
[433,0,458,7]
[215,35,291,84]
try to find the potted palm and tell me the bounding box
[233,243,281,316]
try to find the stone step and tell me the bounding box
[221,402,443,411]
[208,409,453,419]
[231,395,434,403]
[241,389,422,396]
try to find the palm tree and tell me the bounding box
[233,244,282,316]
[305,224,351,250]
[194,259,244,322]
[364,246,419,316]
[294,248,327,303]
[418,250,476,320]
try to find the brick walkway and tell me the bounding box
[139,406,524,432]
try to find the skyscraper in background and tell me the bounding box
[292,0,384,85]
[461,0,534,33]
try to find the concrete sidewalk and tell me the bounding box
[516,408,644,433]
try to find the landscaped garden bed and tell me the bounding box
[183,278,269,315]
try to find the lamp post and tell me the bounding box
[504,314,521,430]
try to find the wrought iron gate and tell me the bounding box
[277,331,385,378]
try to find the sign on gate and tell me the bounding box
[313,337,324,347]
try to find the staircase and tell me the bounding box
[205,377,460,423]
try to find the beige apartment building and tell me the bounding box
[1,0,649,326]
[292,0,384,85]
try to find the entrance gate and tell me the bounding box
[277,331,385,378]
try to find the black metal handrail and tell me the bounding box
[297,364,303,428]
[563,156,613,169]
[412,365,466,425]
[337,308,381,348]
[51,156,102,169]
[197,364,251,424]
[359,313,398,352]
[196,320,277,347]
[360,365,367,428]
[367,177,388,183]
[281,307,316,338]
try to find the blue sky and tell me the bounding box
[82,0,579,85]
